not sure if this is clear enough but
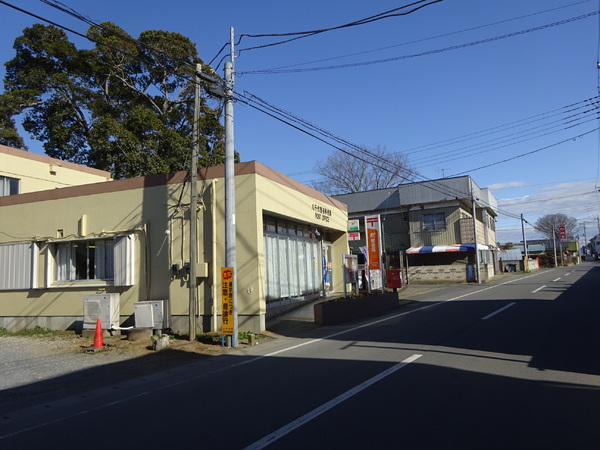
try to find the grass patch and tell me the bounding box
[0,326,58,337]
[196,333,222,345]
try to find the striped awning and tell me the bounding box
[406,244,491,254]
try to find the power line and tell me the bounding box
[398,96,599,157]
[240,11,599,75]
[413,112,600,170]
[451,126,600,176]
[2,0,590,223]
[0,0,89,40]
[235,1,444,54]
[267,0,594,71]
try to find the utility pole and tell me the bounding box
[471,195,481,284]
[583,221,588,256]
[521,214,528,271]
[188,63,201,341]
[224,27,238,348]
[552,227,558,267]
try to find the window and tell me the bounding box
[264,216,321,303]
[0,176,20,196]
[51,235,134,286]
[423,212,446,232]
[56,240,114,281]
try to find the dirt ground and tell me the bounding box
[81,330,271,359]
[0,331,272,415]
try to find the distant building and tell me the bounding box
[334,176,498,283]
[0,145,112,196]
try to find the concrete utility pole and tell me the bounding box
[225,27,238,348]
[188,63,201,341]
[521,214,528,271]
[552,227,558,267]
[471,195,481,284]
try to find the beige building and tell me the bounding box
[0,145,112,195]
[0,159,348,333]
[334,176,498,283]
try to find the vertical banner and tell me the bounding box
[365,215,382,271]
[365,215,383,290]
[559,224,567,241]
[221,267,234,335]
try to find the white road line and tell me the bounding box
[244,354,423,450]
[553,278,561,282]
[0,269,553,440]
[481,302,516,320]
[227,270,553,365]
[532,285,546,293]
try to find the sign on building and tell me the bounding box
[348,219,360,232]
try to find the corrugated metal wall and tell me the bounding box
[0,242,35,290]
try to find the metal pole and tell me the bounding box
[225,27,238,347]
[472,196,481,284]
[552,227,558,267]
[521,214,528,271]
[583,221,588,258]
[188,64,201,341]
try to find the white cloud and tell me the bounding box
[497,181,600,219]
[487,181,528,191]
[494,180,600,244]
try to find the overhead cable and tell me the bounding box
[240,11,599,75]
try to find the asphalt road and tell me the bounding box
[2,263,600,449]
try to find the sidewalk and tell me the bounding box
[265,273,524,337]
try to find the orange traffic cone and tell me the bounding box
[92,318,104,349]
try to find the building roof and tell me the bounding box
[0,145,111,178]
[0,160,347,211]
[333,176,497,215]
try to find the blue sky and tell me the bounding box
[2,0,600,244]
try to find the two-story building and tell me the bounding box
[334,176,498,283]
[0,144,112,195]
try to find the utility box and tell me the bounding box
[134,300,169,329]
[83,294,120,330]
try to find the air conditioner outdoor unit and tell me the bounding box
[83,294,120,330]
[134,300,169,329]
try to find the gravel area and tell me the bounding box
[0,333,235,415]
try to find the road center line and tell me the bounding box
[532,285,546,293]
[1,270,553,440]
[481,302,516,320]
[250,270,553,362]
[244,354,423,450]
[553,277,561,282]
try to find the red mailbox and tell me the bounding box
[386,269,402,289]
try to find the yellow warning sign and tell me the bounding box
[221,267,234,335]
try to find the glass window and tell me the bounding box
[0,176,20,196]
[263,216,322,303]
[423,212,446,232]
[264,219,276,233]
[55,240,114,281]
